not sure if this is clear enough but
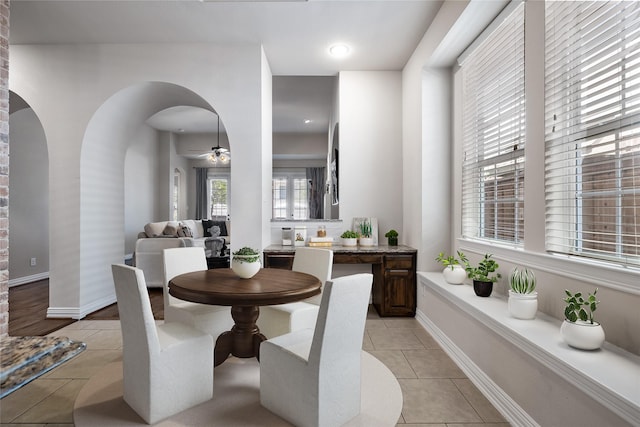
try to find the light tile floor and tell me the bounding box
[0,309,510,426]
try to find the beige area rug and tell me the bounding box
[1,336,86,398]
[74,351,402,426]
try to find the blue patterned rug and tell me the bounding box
[0,336,86,398]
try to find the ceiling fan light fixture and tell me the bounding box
[208,113,230,165]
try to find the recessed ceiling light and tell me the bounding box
[304,119,312,124]
[329,43,351,58]
[178,128,185,133]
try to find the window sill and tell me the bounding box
[418,272,640,426]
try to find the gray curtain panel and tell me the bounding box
[306,167,325,219]
[195,168,208,220]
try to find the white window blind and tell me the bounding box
[461,2,526,245]
[545,1,640,267]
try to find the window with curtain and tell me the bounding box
[461,2,526,245]
[545,1,640,267]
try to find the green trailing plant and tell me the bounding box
[563,288,599,324]
[232,247,260,263]
[509,267,536,294]
[384,229,398,238]
[340,230,358,239]
[459,252,501,283]
[359,220,372,238]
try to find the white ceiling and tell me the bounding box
[10,0,443,146]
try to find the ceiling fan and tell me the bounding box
[196,114,230,165]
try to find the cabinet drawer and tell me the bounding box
[385,256,414,269]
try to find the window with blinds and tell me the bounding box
[461,2,526,245]
[545,1,640,267]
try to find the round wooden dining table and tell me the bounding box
[169,267,321,366]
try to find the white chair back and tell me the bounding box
[259,272,373,427]
[111,264,160,360]
[111,263,214,424]
[163,246,208,308]
[292,247,333,305]
[310,273,372,424]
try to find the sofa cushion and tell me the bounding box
[181,219,203,238]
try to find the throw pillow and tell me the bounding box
[202,219,214,237]
[163,223,178,236]
[177,224,193,238]
[212,221,228,236]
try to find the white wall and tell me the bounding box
[10,43,268,318]
[8,108,49,284]
[124,125,160,255]
[338,71,403,241]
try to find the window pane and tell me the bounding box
[292,178,309,220]
[272,178,288,219]
[210,178,228,217]
[545,1,640,267]
[461,2,525,245]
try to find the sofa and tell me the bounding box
[134,219,231,288]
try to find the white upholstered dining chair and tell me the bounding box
[111,264,214,424]
[260,273,373,427]
[162,247,233,342]
[257,247,333,338]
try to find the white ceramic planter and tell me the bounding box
[342,238,357,247]
[231,255,261,279]
[560,320,605,350]
[442,265,466,285]
[359,237,374,247]
[508,290,538,320]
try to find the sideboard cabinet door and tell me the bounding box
[374,255,416,316]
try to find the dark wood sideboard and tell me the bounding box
[263,245,417,317]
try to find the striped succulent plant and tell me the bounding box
[509,267,536,294]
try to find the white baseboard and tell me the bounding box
[47,294,117,320]
[415,309,539,427]
[9,272,49,287]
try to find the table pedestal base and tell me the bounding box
[215,305,266,367]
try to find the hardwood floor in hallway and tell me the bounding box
[8,280,164,336]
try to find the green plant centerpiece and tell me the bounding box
[560,288,605,350]
[385,229,398,246]
[340,230,358,247]
[507,267,538,319]
[459,253,501,297]
[435,251,466,285]
[231,246,261,279]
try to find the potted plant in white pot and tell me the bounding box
[231,246,261,279]
[340,230,358,247]
[358,220,374,246]
[460,253,501,297]
[508,267,538,319]
[435,251,466,285]
[561,288,605,350]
